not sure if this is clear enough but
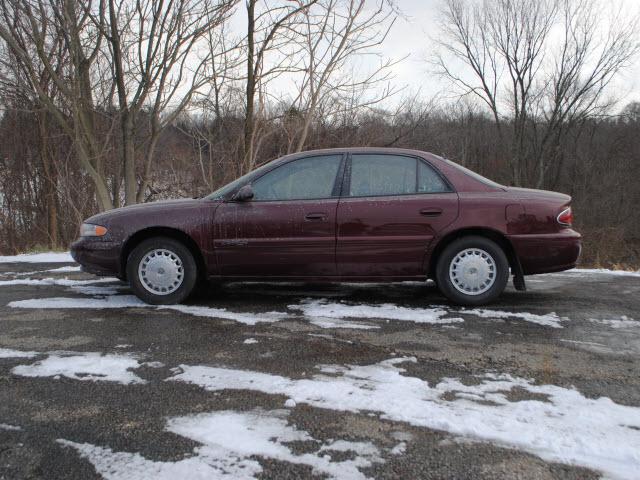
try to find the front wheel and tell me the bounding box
[435,236,509,306]
[127,237,198,305]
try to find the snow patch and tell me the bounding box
[164,304,286,325]
[0,252,74,263]
[243,338,259,344]
[12,352,145,384]
[0,277,117,288]
[9,295,287,326]
[170,357,640,480]
[589,316,639,329]
[0,348,39,359]
[462,308,566,328]
[560,339,607,347]
[0,423,22,431]
[9,295,146,309]
[47,266,82,272]
[60,409,382,480]
[70,284,124,296]
[290,299,464,326]
[58,439,250,480]
[308,317,379,330]
[569,268,640,278]
[390,442,406,455]
[319,440,380,457]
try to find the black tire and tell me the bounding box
[127,237,198,305]
[435,236,509,306]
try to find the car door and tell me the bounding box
[213,154,344,278]
[336,153,459,277]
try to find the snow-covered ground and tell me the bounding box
[170,357,640,480]
[570,268,640,278]
[3,345,639,480]
[7,280,574,330]
[0,251,74,263]
[59,409,384,480]
[0,347,39,358]
[12,352,147,384]
[9,294,289,326]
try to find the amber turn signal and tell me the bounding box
[80,223,108,237]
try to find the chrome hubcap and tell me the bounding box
[138,249,184,295]
[449,248,496,296]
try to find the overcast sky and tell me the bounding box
[223,0,640,112]
[377,0,640,107]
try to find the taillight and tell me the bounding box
[557,207,573,227]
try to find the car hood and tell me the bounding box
[85,198,210,225]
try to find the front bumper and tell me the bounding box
[70,237,122,277]
[508,229,582,275]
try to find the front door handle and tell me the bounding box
[420,208,443,217]
[305,212,327,221]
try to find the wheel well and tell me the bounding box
[120,227,207,281]
[428,228,521,279]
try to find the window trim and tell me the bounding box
[246,153,347,203]
[343,153,455,199]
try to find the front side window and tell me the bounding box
[252,155,342,201]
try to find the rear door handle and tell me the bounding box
[420,208,443,217]
[305,212,327,221]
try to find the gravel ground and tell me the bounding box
[1,261,639,480]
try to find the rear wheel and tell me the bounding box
[435,236,509,306]
[127,237,197,305]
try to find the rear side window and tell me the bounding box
[252,155,342,201]
[348,154,450,197]
[349,155,415,197]
[418,161,450,193]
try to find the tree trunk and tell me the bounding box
[38,112,58,248]
[244,0,256,172]
[137,129,161,203]
[122,114,137,205]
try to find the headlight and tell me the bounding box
[80,223,108,237]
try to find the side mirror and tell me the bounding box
[232,184,254,202]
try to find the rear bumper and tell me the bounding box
[508,230,582,275]
[70,237,122,277]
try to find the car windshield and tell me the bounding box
[442,158,504,189]
[205,161,275,200]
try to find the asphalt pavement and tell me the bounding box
[1,261,639,480]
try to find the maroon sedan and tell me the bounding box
[71,148,581,306]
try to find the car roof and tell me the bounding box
[265,147,444,167]
[280,146,439,157]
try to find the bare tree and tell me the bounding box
[242,0,318,171]
[432,0,639,187]
[98,0,237,205]
[283,0,399,153]
[0,39,60,246]
[0,0,116,211]
[184,15,245,188]
[534,0,639,187]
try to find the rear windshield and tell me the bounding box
[442,159,504,189]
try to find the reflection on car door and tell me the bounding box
[336,154,459,277]
[213,154,344,278]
